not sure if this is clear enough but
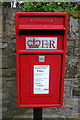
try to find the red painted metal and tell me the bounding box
[15,12,68,108]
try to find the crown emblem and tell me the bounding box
[27,38,41,48]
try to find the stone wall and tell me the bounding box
[0,5,2,120]
[2,8,80,119]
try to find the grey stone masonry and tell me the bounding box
[0,5,2,120]
[2,8,80,119]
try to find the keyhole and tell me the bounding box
[26,80,29,83]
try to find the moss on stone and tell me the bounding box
[65,9,80,19]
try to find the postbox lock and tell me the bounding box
[26,80,29,83]
[39,56,45,62]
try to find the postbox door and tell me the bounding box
[19,54,62,104]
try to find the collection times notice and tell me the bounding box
[34,65,50,94]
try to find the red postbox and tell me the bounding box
[15,12,68,108]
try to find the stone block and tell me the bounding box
[2,56,8,69]
[0,69,2,76]
[78,60,80,78]
[72,87,80,96]
[64,79,72,86]
[13,114,33,119]
[0,56,2,68]
[66,46,73,56]
[0,39,2,43]
[67,112,80,118]
[73,79,80,87]
[2,55,16,69]
[67,40,74,46]
[67,38,80,57]
[43,114,66,119]
[12,38,16,44]
[0,43,2,49]
[2,79,17,114]
[7,55,16,68]
[2,33,16,41]
[2,68,16,77]
[58,107,72,115]
[2,43,8,49]
[64,86,71,97]
[73,47,80,56]
[2,42,16,55]
[0,78,2,90]
[65,57,78,78]
[73,38,79,47]
[64,98,78,106]
[68,17,80,39]
[43,108,58,115]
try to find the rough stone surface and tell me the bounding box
[72,87,80,96]
[2,8,80,120]
[65,57,79,78]
[68,112,80,118]
[68,17,80,39]
[0,6,2,120]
